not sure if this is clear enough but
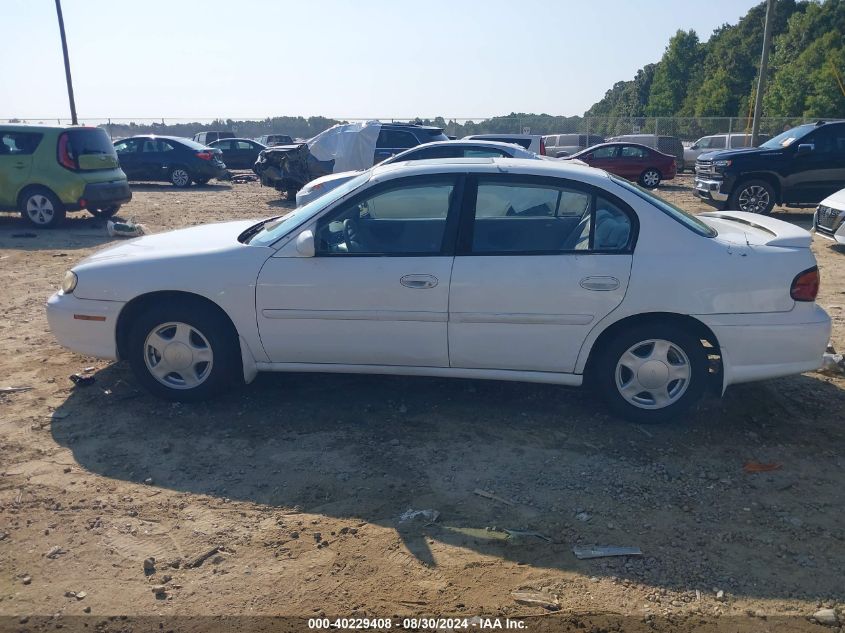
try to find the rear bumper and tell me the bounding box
[694,177,729,203]
[81,180,132,209]
[46,292,122,360]
[192,162,228,179]
[698,305,831,390]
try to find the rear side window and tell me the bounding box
[67,128,115,158]
[709,136,726,149]
[0,132,42,155]
[620,146,647,158]
[377,130,418,149]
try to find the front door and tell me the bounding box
[256,175,461,367]
[784,125,845,203]
[448,174,634,373]
[113,138,142,180]
[584,145,619,172]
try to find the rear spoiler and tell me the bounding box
[699,211,811,247]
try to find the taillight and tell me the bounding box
[539,138,546,156]
[196,151,214,161]
[57,132,77,170]
[790,266,820,302]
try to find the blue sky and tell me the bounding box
[1,0,761,121]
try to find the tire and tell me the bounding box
[19,187,67,229]
[638,168,661,189]
[169,167,192,188]
[595,321,708,424]
[728,179,775,215]
[126,300,241,402]
[88,204,121,219]
[194,178,210,186]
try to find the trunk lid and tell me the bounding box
[699,211,812,248]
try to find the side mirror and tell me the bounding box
[295,229,315,257]
[796,143,814,155]
[691,144,699,150]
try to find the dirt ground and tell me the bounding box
[1,174,844,633]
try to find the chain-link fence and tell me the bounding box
[2,115,836,143]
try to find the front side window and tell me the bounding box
[114,139,139,155]
[804,125,845,155]
[0,132,42,155]
[236,141,254,150]
[316,178,455,255]
[469,179,596,254]
[592,146,618,159]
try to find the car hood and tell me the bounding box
[698,147,778,161]
[820,187,845,209]
[303,170,361,190]
[75,220,258,269]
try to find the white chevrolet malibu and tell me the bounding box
[47,158,831,423]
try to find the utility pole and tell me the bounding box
[54,0,78,125]
[751,0,774,145]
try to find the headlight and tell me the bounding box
[61,270,78,294]
[714,159,732,168]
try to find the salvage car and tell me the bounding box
[296,139,542,206]
[256,134,293,147]
[47,158,830,423]
[695,121,845,214]
[565,142,676,188]
[814,187,845,244]
[113,135,228,187]
[208,138,266,170]
[0,124,131,228]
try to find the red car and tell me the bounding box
[566,142,676,188]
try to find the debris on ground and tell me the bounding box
[1,386,33,393]
[69,373,96,386]
[398,509,440,523]
[742,461,783,473]
[151,585,167,596]
[230,173,259,183]
[812,608,839,626]
[504,529,551,542]
[510,590,560,611]
[818,351,845,376]
[572,545,643,560]
[473,489,516,506]
[715,590,726,601]
[143,557,156,574]
[107,219,146,238]
[186,546,222,568]
[575,511,592,522]
[45,546,66,559]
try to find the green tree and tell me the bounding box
[646,30,702,115]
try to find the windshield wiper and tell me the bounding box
[238,217,280,244]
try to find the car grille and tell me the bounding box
[695,160,718,178]
[817,204,844,231]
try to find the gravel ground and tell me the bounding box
[0,173,844,633]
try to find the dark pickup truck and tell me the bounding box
[694,120,845,214]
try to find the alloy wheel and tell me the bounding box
[737,185,770,214]
[642,170,660,187]
[171,169,190,187]
[144,321,213,390]
[615,338,691,410]
[25,195,55,225]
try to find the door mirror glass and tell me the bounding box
[295,229,315,257]
[796,143,814,155]
[690,144,699,150]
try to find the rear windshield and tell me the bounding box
[68,128,116,158]
[474,137,531,149]
[610,175,716,237]
[179,138,208,150]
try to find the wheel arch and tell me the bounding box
[732,173,782,203]
[17,183,63,209]
[582,312,722,391]
[115,290,255,383]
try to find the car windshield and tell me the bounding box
[247,172,371,246]
[759,124,813,149]
[610,175,717,237]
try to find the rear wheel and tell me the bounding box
[595,321,708,424]
[639,168,661,188]
[20,188,66,229]
[127,300,241,402]
[728,179,775,215]
[169,167,192,188]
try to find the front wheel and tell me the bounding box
[20,188,66,228]
[127,301,240,402]
[169,167,192,188]
[639,168,661,188]
[728,179,775,215]
[595,322,708,423]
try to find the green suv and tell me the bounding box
[0,124,132,228]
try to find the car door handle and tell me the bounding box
[580,276,620,291]
[13,163,26,169]
[401,274,438,289]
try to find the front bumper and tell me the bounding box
[694,177,729,203]
[813,206,845,244]
[46,292,123,360]
[698,305,831,390]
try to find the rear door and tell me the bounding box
[448,174,634,373]
[0,131,40,207]
[618,145,649,179]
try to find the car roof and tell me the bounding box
[0,124,96,133]
[208,137,257,143]
[397,139,534,152]
[118,135,189,141]
[463,133,542,140]
[382,123,443,132]
[584,142,653,150]
[370,156,611,186]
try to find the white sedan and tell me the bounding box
[47,158,831,423]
